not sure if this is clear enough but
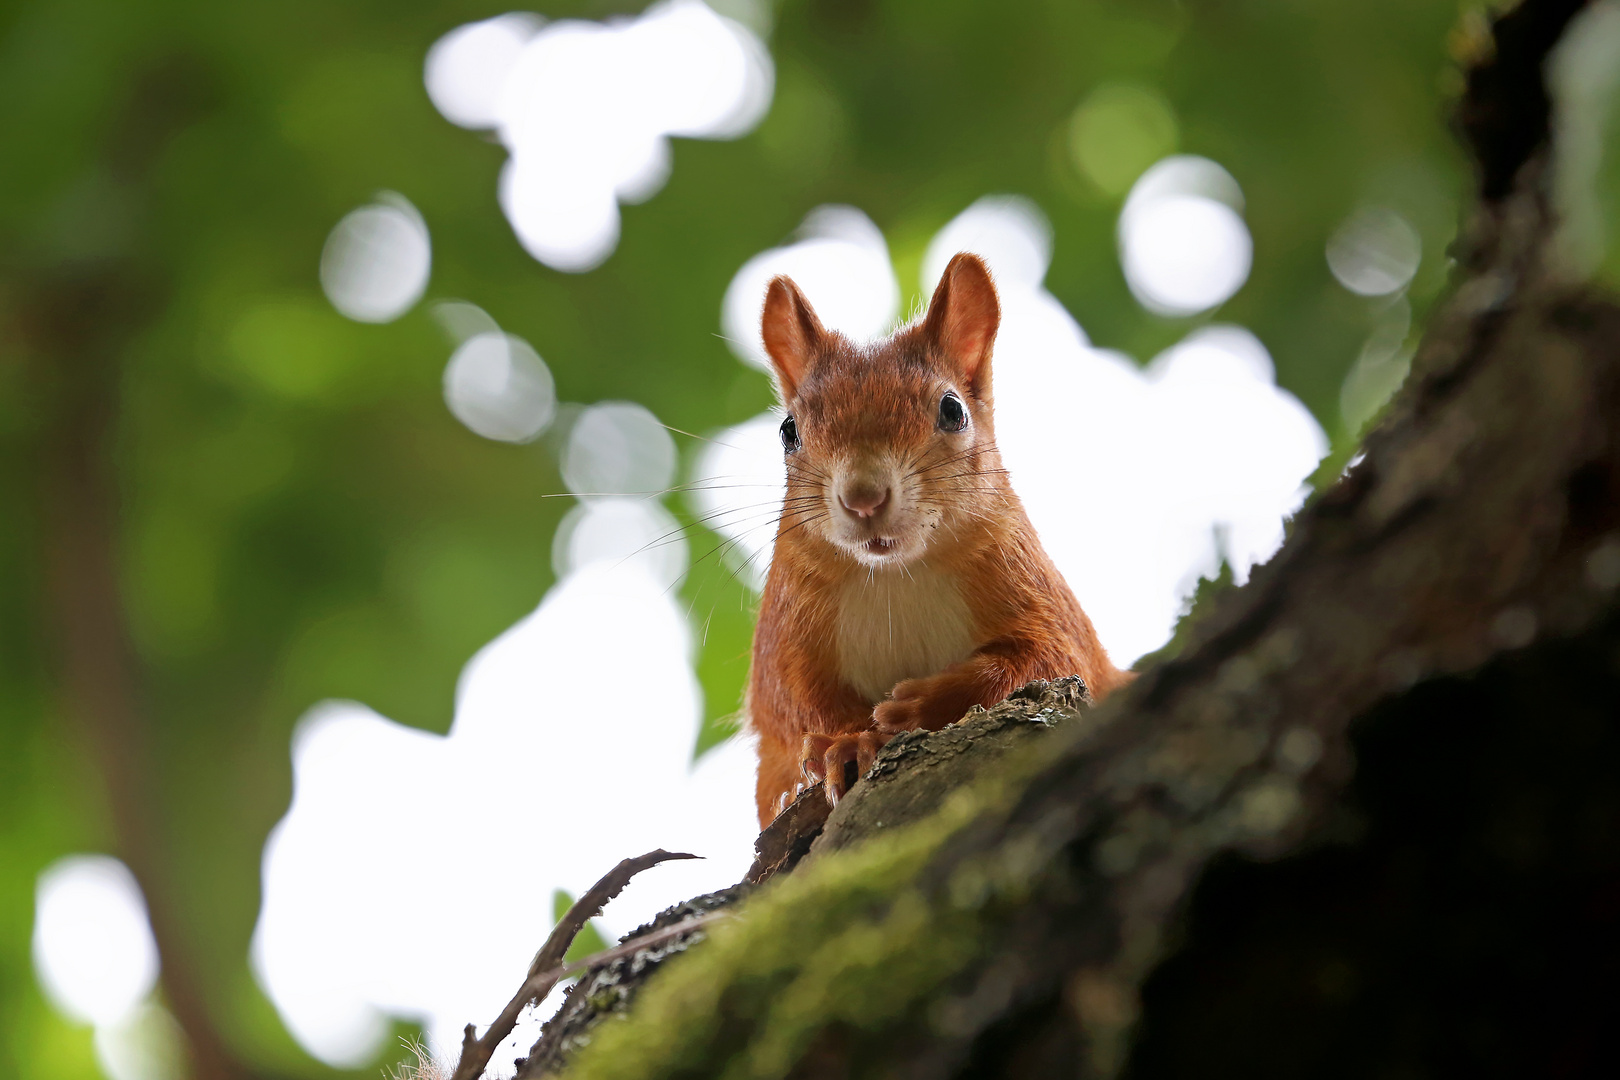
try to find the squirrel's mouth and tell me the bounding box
[863,537,898,555]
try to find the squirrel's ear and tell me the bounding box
[923,253,1000,397]
[760,276,825,403]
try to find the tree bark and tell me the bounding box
[506,2,1620,1076]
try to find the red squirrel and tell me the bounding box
[746,251,1131,827]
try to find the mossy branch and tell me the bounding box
[525,3,1620,1077]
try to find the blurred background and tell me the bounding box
[7,0,1617,1077]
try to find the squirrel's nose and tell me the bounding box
[838,484,890,520]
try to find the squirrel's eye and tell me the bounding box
[937,392,968,432]
[780,415,800,454]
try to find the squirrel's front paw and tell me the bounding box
[874,674,977,734]
[800,731,889,806]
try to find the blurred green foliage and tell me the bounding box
[3,0,1568,1075]
[550,891,609,966]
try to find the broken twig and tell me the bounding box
[448,848,698,1080]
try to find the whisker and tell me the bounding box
[668,519,782,597]
[667,480,793,494]
[577,485,824,581]
[657,422,748,452]
[907,444,1002,480]
[688,508,829,590]
[537,480,790,501]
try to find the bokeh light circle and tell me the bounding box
[319,195,432,323]
[721,205,899,372]
[1068,83,1179,195]
[922,195,1052,294]
[1326,205,1422,296]
[1120,191,1252,316]
[424,13,545,130]
[562,400,678,497]
[33,855,160,1028]
[443,331,557,444]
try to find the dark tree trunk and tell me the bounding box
[460,2,1620,1077]
[18,58,277,1080]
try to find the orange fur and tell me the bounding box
[747,254,1130,827]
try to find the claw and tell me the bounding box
[797,730,891,808]
[800,734,833,784]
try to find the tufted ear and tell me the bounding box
[760,276,826,403]
[922,252,1000,399]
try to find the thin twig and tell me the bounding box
[448,849,699,1080]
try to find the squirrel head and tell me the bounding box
[760,251,1010,569]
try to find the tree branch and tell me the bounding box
[448,849,698,1080]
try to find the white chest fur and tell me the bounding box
[834,565,977,703]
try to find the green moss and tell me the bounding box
[567,773,1027,1080]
